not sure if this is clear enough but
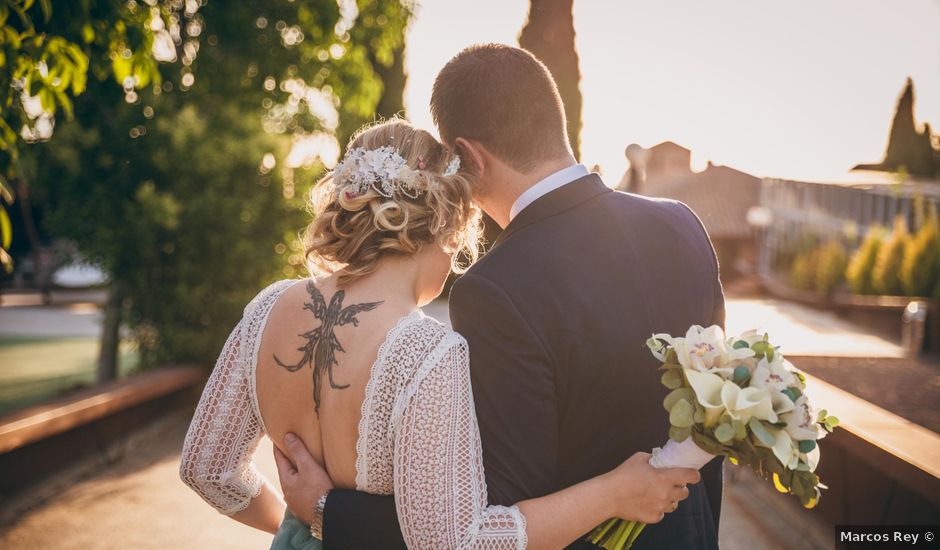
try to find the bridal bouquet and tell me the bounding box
[588,326,839,550]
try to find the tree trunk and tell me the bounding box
[97,287,123,382]
[370,44,408,120]
[519,0,583,160]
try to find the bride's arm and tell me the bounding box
[393,334,699,550]
[179,318,285,534]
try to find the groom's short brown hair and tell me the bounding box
[431,44,571,173]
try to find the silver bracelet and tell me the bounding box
[309,493,328,540]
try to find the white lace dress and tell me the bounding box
[180,280,528,549]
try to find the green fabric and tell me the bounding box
[270,509,323,550]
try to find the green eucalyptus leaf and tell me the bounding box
[732,419,747,440]
[732,340,750,349]
[732,366,751,386]
[663,387,694,413]
[669,399,694,428]
[748,417,775,447]
[782,387,802,402]
[714,423,734,443]
[798,440,816,453]
[669,426,691,442]
[661,369,683,390]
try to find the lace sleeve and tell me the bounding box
[179,316,266,515]
[392,333,528,550]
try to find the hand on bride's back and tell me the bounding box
[604,452,700,524]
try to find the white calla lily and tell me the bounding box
[683,368,726,426]
[720,383,778,424]
[684,368,778,427]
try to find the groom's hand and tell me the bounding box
[274,432,334,526]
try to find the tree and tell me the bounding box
[0,0,197,271]
[359,0,410,119]
[30,0,413,377]
[881,78,936,178]
[519,0,582,160]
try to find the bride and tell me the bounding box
[179,119,698,549]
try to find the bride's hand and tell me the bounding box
[603,452,700,524]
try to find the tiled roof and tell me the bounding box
[648,165,761,239]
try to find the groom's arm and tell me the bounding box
[449,272,561,505]
[276,433,406,549]
[321,491,406,549]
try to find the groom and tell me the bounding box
[277,44,725,549]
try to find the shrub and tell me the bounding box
[872,217,910,295]
[815,241,848,295]
[845,226,885,295]
[901,213,940,297]
[790,247,820,292]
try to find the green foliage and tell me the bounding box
[31,1,413,367]
[814,241,848,295]
[519,0,582,159]
[789,247,818,292]
[872,217,909,295]
[901,211,940,297]
[882,78,937,178]
[790,239,847,295]
[0,0,197,270]
[845,226,885,295]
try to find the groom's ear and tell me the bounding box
[455,137,486,176]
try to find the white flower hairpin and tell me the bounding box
[332,146,462,200]
[333,146,421,199]
[444,155,460,176]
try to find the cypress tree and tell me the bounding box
[883,78,936,177]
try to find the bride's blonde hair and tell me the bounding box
[304,119,482,285]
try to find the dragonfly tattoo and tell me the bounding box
[274,281,383,412]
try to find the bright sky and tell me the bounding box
[404,0,940,182]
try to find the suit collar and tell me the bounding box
[493,173,611,247]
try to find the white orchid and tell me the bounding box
[769,427,801,470]
[684,368,779,427]
[765,425,821,472]
[750,356,797,391]
[780,395,824,442]
[651,325,753,373]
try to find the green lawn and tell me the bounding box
[0,337,139,414]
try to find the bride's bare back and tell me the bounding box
[255,277,416,489]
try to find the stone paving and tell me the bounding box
[0,409,800,550]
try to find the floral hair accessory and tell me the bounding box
[444,155,461,176]
[332,146,422,199]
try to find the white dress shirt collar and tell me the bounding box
[509,164,590,222]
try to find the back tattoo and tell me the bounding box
[274,280,383,412]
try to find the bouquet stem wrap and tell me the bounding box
[587,438,714,550]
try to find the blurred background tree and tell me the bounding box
[0,0,193,272]
[857,78,939,178]
[519,0,582,160]
[22,0,413,379]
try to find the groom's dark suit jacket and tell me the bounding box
[322,174,725,549]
